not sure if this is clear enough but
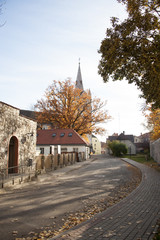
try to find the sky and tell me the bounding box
[0,0,147,141]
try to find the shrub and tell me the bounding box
[108,141,127,157]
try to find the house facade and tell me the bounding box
[134,133,150,153]
[0,102,37,173]
[36,129,90,159]
[101,142,107,154]
[108,131,150,154]
[108,132,136,155]
[92,135,101,154]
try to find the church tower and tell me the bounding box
[75,60,84,90]
[75,60,92,149]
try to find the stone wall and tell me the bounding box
[150,138,160,164]
[0,102,37,172]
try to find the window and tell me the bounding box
[73,148,78,152]
[40,148,44,154]
[61,148,67,153]
[68,133,73,137]
[54,148,58,154]
[42,124,49,130]
[60,133,65,137]
[52,133,56,137]
[50,146,52,154]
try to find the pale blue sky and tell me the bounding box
[0,0,147,140]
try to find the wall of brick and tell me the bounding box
[0,102,37,172]
[150,138,160,164]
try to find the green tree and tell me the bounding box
[98,0,160,108]
[108,141,127,157]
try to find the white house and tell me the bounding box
[108,132,136,155]
[36,129,90,159]
[92,135,101,154]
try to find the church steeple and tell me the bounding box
[75,59,84,90]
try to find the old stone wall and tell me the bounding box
[0,102,37,172]
[150,138,160,164]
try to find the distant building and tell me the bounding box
[75,61,92,149]
[36,129,90,159]
[118,132,136,155]
[108,131,150,154]
[75,61,84,90]
[92,135,101,155]
[108,132,136,155]
[134,133,150,153]
[101,142,107,154]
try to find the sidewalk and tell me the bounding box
[51,158,160,240]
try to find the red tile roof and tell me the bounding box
[37,129,88,146]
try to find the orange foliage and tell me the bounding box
[143,104,160,140]
[35,79,111,136]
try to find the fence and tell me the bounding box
[35,152,86,171]
[0,163,36,189]
[0,152,86,189]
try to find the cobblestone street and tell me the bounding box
[0,155,140,240]
[51,158,160,240]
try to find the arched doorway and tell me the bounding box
[8,136,18,174]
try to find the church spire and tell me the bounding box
[75,59,84,90]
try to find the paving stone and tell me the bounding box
[51,158,160,240]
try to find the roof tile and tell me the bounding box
[37,129,88,146]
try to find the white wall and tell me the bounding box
[36,145,89,158]
[150,138,160,164]
[92,136,101,154]
[120,140,136,155]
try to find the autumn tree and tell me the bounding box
[143,104,160,140]
[35,79,110,136]
[98,0,160,108]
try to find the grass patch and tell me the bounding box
[127,154,147,163]
[123,154,150,163]
[123,154,160,172]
